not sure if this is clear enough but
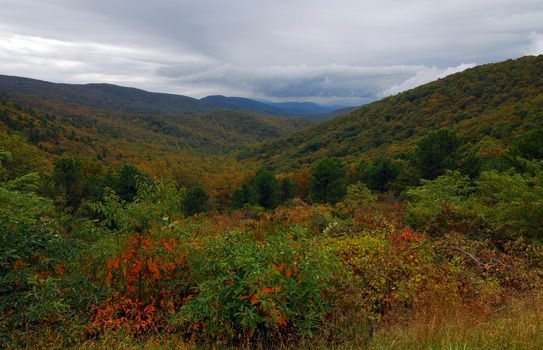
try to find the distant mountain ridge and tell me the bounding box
[0,75,345,118]
[201,95,342,118]
[0,75,208,115]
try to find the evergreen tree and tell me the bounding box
[279,177,296,203]
[252,168,280,209]
[310,157,347,204]
[183,186,209,216]
[511,127,543,161]
[363,157,400,192]
[232,183,258,208]
[413,129,462,179]
[113,164,145,202]
[53,158,83,210]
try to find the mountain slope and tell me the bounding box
[249,55,543,170]
[0,93,311,158]
[0,75,213,115]
[201,95,341,117]
[0,75,342,118]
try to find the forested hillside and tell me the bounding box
[0,75,341,118]
[0,89,311,205]
[0,95,311,158]
[251,55,543,170]
[0,75,209,115]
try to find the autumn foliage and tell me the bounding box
[88,229,190,336]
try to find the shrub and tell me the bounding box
[407,170,543,240]
[406,171,478,236]
[331,229,434,315]
[88,227,190,336]
[339,182,377,209]
[473,170,543,241]
[0,177,69,343]
[175,228,337,343]
[92,179,181,234]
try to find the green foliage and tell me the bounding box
[0,173,68,343]
[407,169,543,240]
[109,164,147,203]
[412,129,463,179]
[279,176,296,203]
[362,157,401,192]
[406,171,474,236]
[176,229,336,341]
[340,182,377,209]
[252,168,281,209]
[183,185,209,216]
[511,127,543,161]
[473,170,543,241]
[92,178,181,234]
[232,183,258,208]
[310,157,347,204]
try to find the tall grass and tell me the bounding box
[368,293,543,350]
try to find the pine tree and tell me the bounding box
[413,129,462,179]
[310,157,347,204]
[183,186,209,216]
[363,157,400,192]
[252,168,280,209]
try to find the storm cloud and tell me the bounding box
[1,0,542,105]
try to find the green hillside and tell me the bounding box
[250,55,543,170]
[0,90,311,196]
[0,93,311,159]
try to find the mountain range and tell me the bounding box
[0,75,342,118]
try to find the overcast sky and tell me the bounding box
[1,0,542,106]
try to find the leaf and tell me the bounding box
[277,314,287,327]
[148,258,160,278]
[285,267,292,278]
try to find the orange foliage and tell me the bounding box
[88,231,190,336]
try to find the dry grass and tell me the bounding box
[367,292,543,350]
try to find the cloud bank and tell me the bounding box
[0,0,542,105]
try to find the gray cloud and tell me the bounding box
[379,63,477,98]
[0,0,542,105]
[526,32,543,55]
[157,63,429,105]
